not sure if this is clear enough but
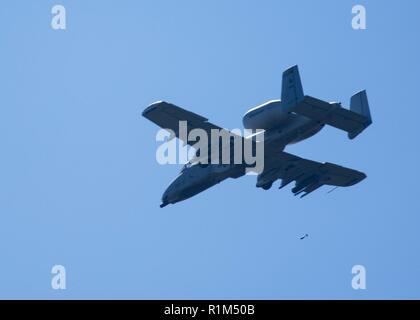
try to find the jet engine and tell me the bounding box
[242,100,293,130]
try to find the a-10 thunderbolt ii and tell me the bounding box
[143,66,372,208]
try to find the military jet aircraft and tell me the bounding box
[143,65,372,207]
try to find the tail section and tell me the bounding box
[348,90,372,139]
[281,67,372,139]
[281,65,304,107]
[350,90,371,122]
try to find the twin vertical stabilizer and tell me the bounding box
[281,65,372,139]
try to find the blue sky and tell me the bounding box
[1,0,419,299]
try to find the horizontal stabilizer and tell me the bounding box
[291,92,372,139]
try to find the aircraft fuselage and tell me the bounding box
[160,100,324,207]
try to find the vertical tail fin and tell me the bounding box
[350,90,371,120]
[348,90,372,139]
[281,65,304,107]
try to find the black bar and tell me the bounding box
[0,300,417,318]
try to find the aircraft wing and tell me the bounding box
[142,101,246,159]
[143,101,221,144]
[258,151,366,197]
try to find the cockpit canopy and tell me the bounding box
[181,162,192,173]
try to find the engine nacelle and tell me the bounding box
[242,100,292,130]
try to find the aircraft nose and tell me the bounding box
[160,189,172,208]
[160,176,181,208]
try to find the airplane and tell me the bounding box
[142,65,372,208]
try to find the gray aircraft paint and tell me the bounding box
[142,65,372,207]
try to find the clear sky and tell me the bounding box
[1,0,419,299]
